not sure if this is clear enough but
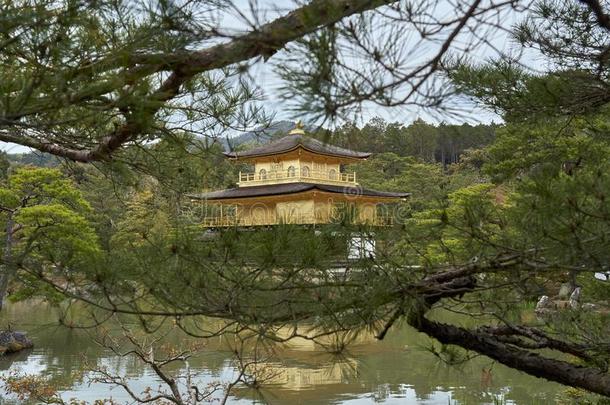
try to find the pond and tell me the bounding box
[0,301,563,404]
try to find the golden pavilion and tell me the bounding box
[194,124,409,227]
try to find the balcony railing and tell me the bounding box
[238,169,357,187]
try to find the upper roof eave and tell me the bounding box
[223,134,371,160]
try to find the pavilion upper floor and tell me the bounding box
[238,150,357,187]
[224,132,370,188]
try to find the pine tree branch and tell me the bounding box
[1,0,399,162]
[413,317,610,397]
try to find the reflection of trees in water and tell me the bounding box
[0,348,33,371]
[0,303,126,391]
[363,325,563,404]
[0,332,92,389]
[0,301,562,404]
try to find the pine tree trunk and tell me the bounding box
[0,214,15,311]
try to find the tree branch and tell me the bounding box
[3,0,399,162]
[412,317,610,397]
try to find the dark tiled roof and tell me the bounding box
[190,182,410,200]
[224,134,371,159]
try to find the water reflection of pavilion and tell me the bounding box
[245,357,359,390]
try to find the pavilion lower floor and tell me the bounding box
[199,191,398,227]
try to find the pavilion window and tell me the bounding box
[329,169,337,180]
[259,168,267,180]
[287,166,296,177]
[301,166,310,177]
